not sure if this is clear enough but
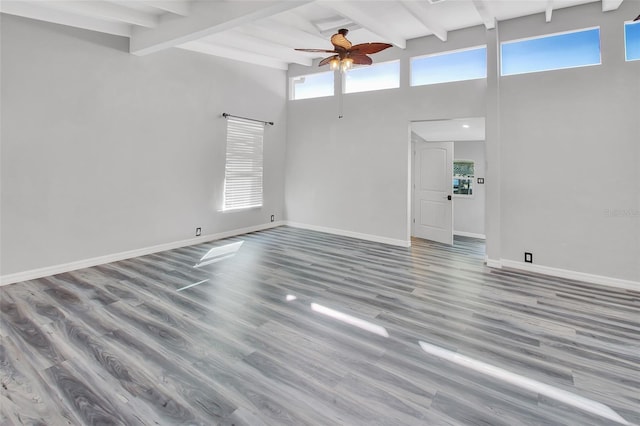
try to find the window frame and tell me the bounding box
[410,45,488,87]
[289,71,335,101]
[624,20,640,62]
[342,59,401,95]
[222,117,265,211]
[453,159,475,198]
[500,26,601,76]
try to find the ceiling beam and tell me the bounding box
[42,0,159,28]
[241,21,331,50]
[142,0,190,16]
[130,0,313,56]
[204,30,313,66]
[398,0,447,42]
[269,10,326,38]
[472,0,496,29]
[177,41,288,70]
[0,0,132,36]
[321,1,407,49]
[601,0,624,12]
[545,0,553,22]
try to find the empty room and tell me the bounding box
[1,0,639,425]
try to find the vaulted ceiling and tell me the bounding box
[1,0,627,70]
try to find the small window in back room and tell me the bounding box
[625,21,640,61]
[411,46,487,86]
[344,60,400,94]
[501,27,601,76]
[290,71,334,100]
[453,160,474,196]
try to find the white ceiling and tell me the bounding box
[1,0,628,70]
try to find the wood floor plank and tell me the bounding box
[1,336,79,425]
[1,226,639,425]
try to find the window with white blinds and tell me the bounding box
[223,117,264,210]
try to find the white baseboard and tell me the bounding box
[0,221,284,286]
[454,231,486,239]
[485,258,503,269]
[488,258,639,292]
[8,222,635,292]
[285,221,411,247]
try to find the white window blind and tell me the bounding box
[223,117,264,210]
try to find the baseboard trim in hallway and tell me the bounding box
[454,231,486,239]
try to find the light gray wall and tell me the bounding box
[1,14,287,275]
[3,2,637,283]
[498,2,639,281]
[286,2,639,282]
[454,141,485,237]
[286,27,487,243]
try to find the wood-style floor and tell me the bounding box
[1,226,639,425]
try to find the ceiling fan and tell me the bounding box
[295,29,392,72]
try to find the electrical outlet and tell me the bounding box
[270,215,275,222]
[195,227,202,237]
[524,252,533,263]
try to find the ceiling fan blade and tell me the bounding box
[634,14,640,21]
[350,43,393,55]
[350,54,373,65]
[295,48,337,53]
[319,55,339,67]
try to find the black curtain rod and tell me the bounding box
[222,112,274,126]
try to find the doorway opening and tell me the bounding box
[410,118,486,247]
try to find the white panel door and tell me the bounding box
[413,141,453,245]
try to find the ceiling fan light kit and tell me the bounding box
[330,57,354,72]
